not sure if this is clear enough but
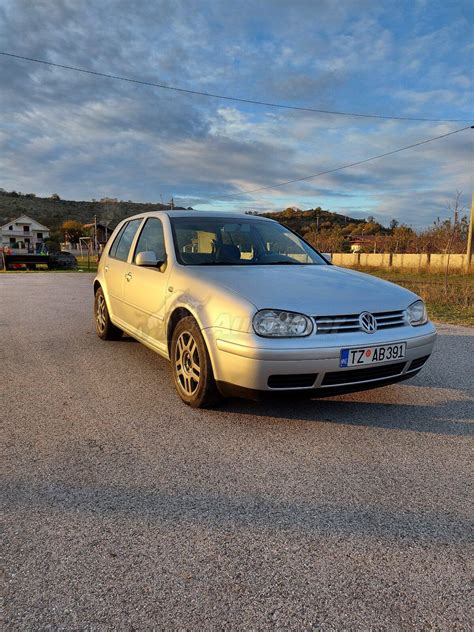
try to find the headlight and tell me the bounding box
[406,300,428,326]
[253,309,313,337]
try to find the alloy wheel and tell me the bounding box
[175,331,200,395]
[96,294,107,334]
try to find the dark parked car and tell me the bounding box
[49,251,78,269]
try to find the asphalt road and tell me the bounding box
[2,273,473,630]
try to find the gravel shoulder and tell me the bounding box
[2,273,472,630]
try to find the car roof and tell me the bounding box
[121,210,275,222]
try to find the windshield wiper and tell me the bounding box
[193,261,244,266]
[262,261,308,265]
[190,260,312,266]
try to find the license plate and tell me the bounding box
[340,343,406,368]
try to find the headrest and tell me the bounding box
[215,244,241,263]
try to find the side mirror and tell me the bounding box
[136,251,165,267]
[322,252,332,263]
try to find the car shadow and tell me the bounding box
[102,321,473,437]
[210,330,474,437]
[117,335,139,343]
[215,387,473,436]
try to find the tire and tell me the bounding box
[94,287,122,340]
[170,316,222,408]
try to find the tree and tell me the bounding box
[50,193,61,201]
[281,207,300,219]
[305,225,344,253]
[387,225,415,253]
[48,229,63,244]
[44,240,60,253]
[61,220,84,245]
[364,221,384,235]
[342,222,361,236]
[389,219,399,231]
[415,195,467,255]
[444,192,465,293]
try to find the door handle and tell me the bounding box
[125,272,132,282]
[104,265,109,272]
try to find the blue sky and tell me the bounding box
[0,0,472,227]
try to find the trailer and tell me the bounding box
[1,253,50,270]
[0,252,77,270]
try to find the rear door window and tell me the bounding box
[108,223,128,258]
[110,219,142,262]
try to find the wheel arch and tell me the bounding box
[166,306,195,355]
[93,279,114,323]
[166,304,221,383]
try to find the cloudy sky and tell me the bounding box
[0,0,472,227]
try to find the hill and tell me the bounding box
[0,190,190,233]
[258,207,367,234]
[0,191,370,237]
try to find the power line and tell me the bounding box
[0,51,471,124]
[212,125,472,199]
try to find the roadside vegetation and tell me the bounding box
[261,193,470,256]
[355,268,473,326]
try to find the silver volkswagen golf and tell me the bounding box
[94,211,436,407]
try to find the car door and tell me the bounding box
[121,217,170,353]
[104,218,143,323]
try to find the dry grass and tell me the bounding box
[353,268,473,326]
[76,255,98,272]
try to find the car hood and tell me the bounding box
[192,265,418,315]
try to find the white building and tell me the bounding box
[1,215,50,252]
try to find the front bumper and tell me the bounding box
[203,322,437,397]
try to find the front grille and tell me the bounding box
[268,374,317,389]
[315,310,406,334]
[321,362,406,386]
[408,355,430,371]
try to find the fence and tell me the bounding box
[331,252,472,271]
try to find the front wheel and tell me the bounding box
[94,287,122,340]
[171,316,221,408]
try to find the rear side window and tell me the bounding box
[108,223,128,258]
[109,219,142,262]
[134,218,166,262]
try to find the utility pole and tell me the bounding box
[94,214,98,253]
[466,193,473,270]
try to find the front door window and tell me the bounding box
[133,218,166,262]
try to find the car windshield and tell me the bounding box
[170,217,327,266]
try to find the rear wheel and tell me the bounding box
[171,316,221,407]
[94,287,122,340]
